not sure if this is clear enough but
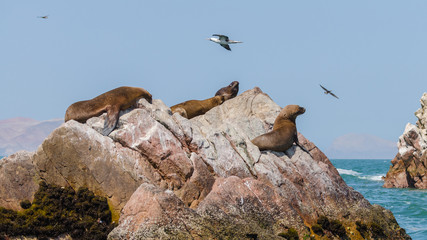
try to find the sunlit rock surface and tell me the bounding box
[384,93,427,189]
[0,88,410,239]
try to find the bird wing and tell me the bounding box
[319,84,328,92]
[330,92,339,99]
[220,44,231,51]
[213,34,229,42]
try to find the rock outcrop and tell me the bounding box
[384,93,427,189]
[0,88,410,239]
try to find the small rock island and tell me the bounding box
[0,88,411,239]
[384,93,427,189]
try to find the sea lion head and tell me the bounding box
[277,105,305,122]
[140,90,153,104]
[215,81,239,100]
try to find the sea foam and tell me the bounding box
[337,168,361,176]
[359,175,384,181]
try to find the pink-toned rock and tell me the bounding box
[384,93,427,189]
[110,108,194,190]
[32,120,162,220]
[0,88,410,239]
[109,88,409,239]
[110,183,200,239]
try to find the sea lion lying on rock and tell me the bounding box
[215,81,239,100]
[251,104,310,154]
[171,81,239,119]
[65,86,152,136]
[171,95,226,119]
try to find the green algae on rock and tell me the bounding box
[0,182,116,240]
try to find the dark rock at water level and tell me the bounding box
[0,88,410,239]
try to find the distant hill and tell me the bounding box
[0,117,63,156]
[325,133,397,159]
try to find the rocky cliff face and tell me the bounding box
[383,93,427,189]
[0,88,410,239]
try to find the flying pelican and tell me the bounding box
[320,84,339,99]
[37,15,49,19]
[207,34,242,51]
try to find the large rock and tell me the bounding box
[0,88,410,239]
[0,151,38,210]
[384,93,427,189]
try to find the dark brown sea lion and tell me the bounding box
[251,105,309,154]
[170,95,225,119]
[65,86,152,136]
[215,81,239,100]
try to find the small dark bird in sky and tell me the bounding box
[37,15,49,19]
[320,84,339,99]
[207,34,242,51]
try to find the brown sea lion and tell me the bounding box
[251,105,309,154]
[171,81,239,119]
[215,81,239,100]
[170,95,225,119]
[65,86,152,136]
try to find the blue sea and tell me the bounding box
[331,159,427,240]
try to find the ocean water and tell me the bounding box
[331,159,427,240]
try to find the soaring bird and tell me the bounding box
[37,15,49,19]
[320,84,339,99]
[207,34,242,51]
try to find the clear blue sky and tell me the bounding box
[1,1,426,152]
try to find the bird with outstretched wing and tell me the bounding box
[320,84,339,99]
[207,34,242,51]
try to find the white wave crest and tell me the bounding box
[359,175,384,181]
[337,168,361,176]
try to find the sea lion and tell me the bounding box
[170,95,225,119]
[251,105,309,154]
[215,81,239,100]
[171,81,239,119]
[65,86,152,136]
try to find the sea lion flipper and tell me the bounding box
[173,107,188,118]
[294,134,312,156]
[102,105,120,136]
